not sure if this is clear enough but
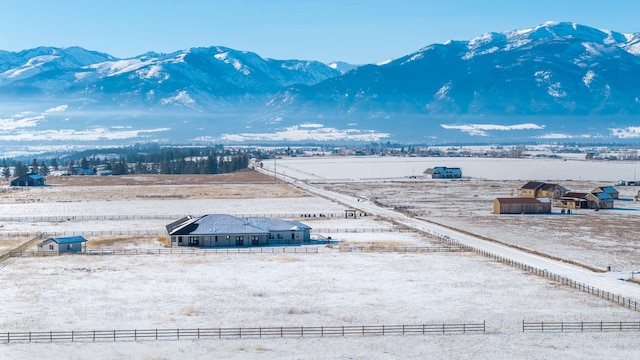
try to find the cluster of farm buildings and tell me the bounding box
[494,182,621,214]
[422,166,625,215]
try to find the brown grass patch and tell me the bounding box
[47,170,278,187]
[86,235,162,249]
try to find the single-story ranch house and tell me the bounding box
[37,236,87,254]
[423,166,462,179]
[166,214,312,247]
[493,197,552,214]
[10,173,46,187]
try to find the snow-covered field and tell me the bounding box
[2,158,640,359]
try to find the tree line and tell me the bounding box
[2,146,252,178]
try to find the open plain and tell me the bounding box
[2,158,640,359]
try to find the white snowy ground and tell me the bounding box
[3,157,640,359]
[265,155,640,182]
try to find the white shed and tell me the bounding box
[37,236,87,254]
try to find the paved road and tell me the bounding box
[260,167,640,305]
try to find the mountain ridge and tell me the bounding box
[1,21,640,145]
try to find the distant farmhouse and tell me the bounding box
[10,173,46,187]
[166,214,312,247]
[423,166,462,179]
[559,187,617,210]
[591,186,619,199]
[493,197,552,214]
[520,181,567,199]
[37,236,87,254]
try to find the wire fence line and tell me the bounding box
[0,230,167,238]
[0,212,346,223]
[1,322,486,343]
[421,230,640,312]
[9,246,321,257]
[0,228,408,239]
[523,321,640,333]
[339,246,470,253]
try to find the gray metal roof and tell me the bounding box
[167,214,311,236]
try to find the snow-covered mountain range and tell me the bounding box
[2,21,640,146]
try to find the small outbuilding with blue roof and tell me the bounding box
[37,236,87,254]
[10,173,46,187]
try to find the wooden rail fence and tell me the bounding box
[0,212,344,223]
[340,246,469,253]
[421,231,640,312]
[2,322,485,343]
[523,321,640,332]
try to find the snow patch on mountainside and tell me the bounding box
[583,70,596,87]
[435,82,452,100]
[214,52,250,75]
[136,65,166,80]
[1,55,59,80]
[88,58,156,77]
[160,90,196,107]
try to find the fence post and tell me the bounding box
[113,330,116,341]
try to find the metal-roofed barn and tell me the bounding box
[493,197,552,214]
[166,214,311,247]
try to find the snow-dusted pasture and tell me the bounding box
[2,163,640,359]
[265,155,640,182]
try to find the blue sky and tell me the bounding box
[3,0,640,64]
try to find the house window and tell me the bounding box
[277,234,283,239]
[178,236,183,243]
[268,234,274,239]
[67,244,73,250]
[251,236,259,245]
[235,236,244,246]
[49,244,54,250]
